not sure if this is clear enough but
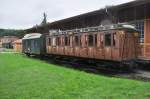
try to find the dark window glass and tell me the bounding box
[95,34,97,46]
[65,37,68,46]
[88,35,94,46]
[65,36,70,46]
[75,36,79,46]
[56,37,60,46]
[49,38,51,46]
[105,34,111,46]
[68,36,70,46]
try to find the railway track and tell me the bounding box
[31,55,150,82]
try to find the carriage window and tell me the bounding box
[65,37,70,46]
[56,37,60,46]
[49,38,51,46]
[105,34,111,46]
[65,37,68,46]
[79,35,81,46]
[52,37,56,46]
[75,36,79,46]
[88,35,94,46]
[113,33,116,46]
[31,40,34,48]
[35,41,38,48]
[68,37,70,46]
[100,35,104,48]
[95,34,97,46]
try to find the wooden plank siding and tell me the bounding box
[144,19,150,58]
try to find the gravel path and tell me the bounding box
[0,48,5,52]
[0,48,17,53]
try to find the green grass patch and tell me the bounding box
[0,53,150,99]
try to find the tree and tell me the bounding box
[0,29,26,38]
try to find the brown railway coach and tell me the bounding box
[46,24,140,62]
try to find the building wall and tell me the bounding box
[1,36,19,48]
[1,36,18,43]
[144,19,150,58]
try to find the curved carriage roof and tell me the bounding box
[22,33,42,40]
[108,24,138,32]
[49,24,138,36]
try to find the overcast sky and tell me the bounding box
[0,0,134,29]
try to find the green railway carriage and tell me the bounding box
[22,33,46,55]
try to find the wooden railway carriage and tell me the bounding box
[22,33,46,55]
[46,24,140,62]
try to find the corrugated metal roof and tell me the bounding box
[26,0,150,32]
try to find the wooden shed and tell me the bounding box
[13,39,22,52]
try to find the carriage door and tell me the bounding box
[69,35,74,56]
[87,34,94,58]
[104,33,112,60]
[61,35,65,55]
[80,33,88,57]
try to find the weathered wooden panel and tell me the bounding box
[74,47,80,57]
[80,48,88,58]
[87,47,94,58]
[59,47,65,55]
[104,47,112,60]
[144,19,150,58]
[94,49,105,59]
[145,20,150,43]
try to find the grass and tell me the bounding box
[0,53,150,99]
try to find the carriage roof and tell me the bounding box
[23,33,42,40]
[49,23,138,36]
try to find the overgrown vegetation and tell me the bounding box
[0,53,150,99]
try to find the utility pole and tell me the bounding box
[41,12,49,34]
[41,12,47,25]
